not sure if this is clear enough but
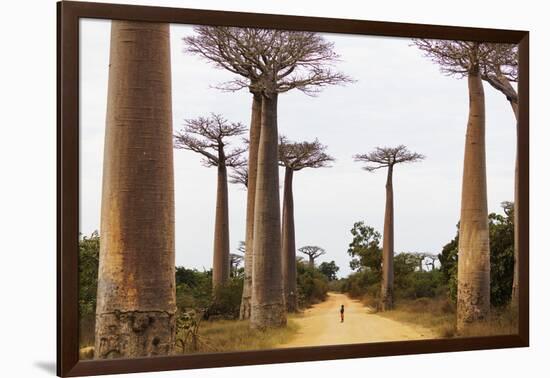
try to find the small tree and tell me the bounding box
[279,136,334,311]
[174,114,246,288]
[347,221,382,274]
[354,145,424,311]
[298,246,327,268]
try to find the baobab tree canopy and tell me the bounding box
[279,136,335,170]
[414,40,518,103]
[298,245,326,265]
[354,145,425,170]
[184,27,353,95]
[174,113,247,167]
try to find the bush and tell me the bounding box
[395,270,444,300]
[175,267,213,311]
[297,261,329,307]
[341,269,379,299]
[208,278,244,319]
[175,267,244,320]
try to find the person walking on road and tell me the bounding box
[340,304,345,323]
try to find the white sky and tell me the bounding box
[80,19,516,277]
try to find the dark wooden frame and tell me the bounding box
[57,1,529,376]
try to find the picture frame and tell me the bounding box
[57,1,529,376]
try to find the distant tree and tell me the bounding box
[347,221,382,276]
[174,114,246,288]
[279,136,334,311]
[185,27,353,328]
[394,253,419,278]
[237,241,246,254]
[230,242,246,278]
[298,246,327,268]
[354,145,424,311]
[318,261,340,281]
[230,253,244,278]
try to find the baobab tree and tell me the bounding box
[279,136,334,311]
[298,246,327,268]
[354,145,424,311]
[174,114,246,288]
[480,45,520,309]
[414,40,493,330]
[185,27,352,328]
[95,21,176,358]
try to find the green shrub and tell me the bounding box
[297,261,329,307]
[208,278,244,319]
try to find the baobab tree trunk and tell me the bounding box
[212,162,230,288]
[240,93,262,320]
[380,165,394,312]
[251,93,286,329]
[95,21,176,359]
[457,70,490,332]
[505,81,520,311]
[281,167,298,312]
[308,256,315,269]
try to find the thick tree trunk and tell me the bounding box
[212,163,230,288]
[457,70,490,331]
[95,21,176,359]
[240,93,262,320]
[380,165,394,311]
[250,93,286,329]
[308,256,315,269]
[281,167,298,312]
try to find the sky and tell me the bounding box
[80,19,516,277]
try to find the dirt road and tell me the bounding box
[278,292,436,348]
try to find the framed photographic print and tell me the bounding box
[57,1,529,376]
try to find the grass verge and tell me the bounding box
[371,296,517,338]
[177,317,299,354]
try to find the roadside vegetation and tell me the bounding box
[337,202,517,337]
[78,235,332,357]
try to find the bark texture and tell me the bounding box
[380,166,394,311]
[281,167,298,312]
[457,71,490,331]
[251,93,287,329]
[240,93,262,319]
[95,21,176,358]
[212,163,230,288]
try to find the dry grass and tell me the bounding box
[373,296,518,338]
[177,317,300,354]
[79,317,300,359]
[458,307,518,337]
